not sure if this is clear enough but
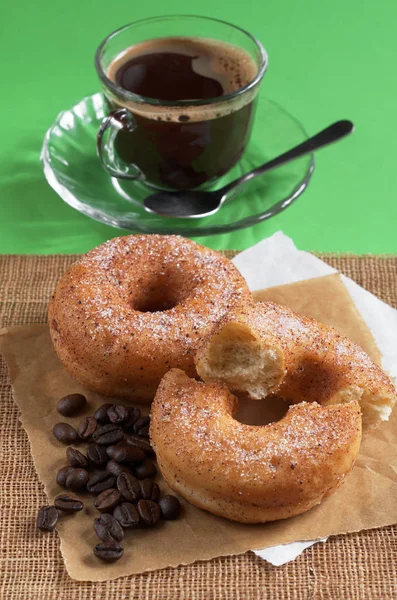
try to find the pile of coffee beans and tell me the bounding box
[37,394,181,563]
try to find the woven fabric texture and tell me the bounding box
[0,253,396,600]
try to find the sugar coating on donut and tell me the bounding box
[195,302,396,429]
[150,369,362,523]
[48,235,252,401]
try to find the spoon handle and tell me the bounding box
[221,120,354,194]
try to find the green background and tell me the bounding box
[1,0,396,254]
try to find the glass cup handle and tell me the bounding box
[96,108,142,180]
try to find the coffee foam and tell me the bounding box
[106,37,259,123]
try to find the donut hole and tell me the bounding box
[235,394,291,426]
[134,292,178,313]
[131,278,181,313]
[196,322,285,399]
[127,269,200,313]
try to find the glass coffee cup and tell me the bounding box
[95,16,267,191]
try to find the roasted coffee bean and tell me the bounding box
[77,416,97,441]
[94,513,124,542]
[37,505,58,532]
[106,445,145,464]
[94,488,122,513]
[124,407,141,430]
[159,495,182,520]
[93,541,124,562]
[66,447,89,468]
[134,459,157,479]
[87,471,116,493]
[107,404,129,425]
[93,424,124,446]
[117,472,142,502]
[94,403,113,424]
[66,468,89,491]
[106,460,131,477]
[113,502,140,528]
[57,393,86,417]
[136,425,150,436]
[133,415,150,437]
[87,443,108,467]
[53,422,78,445]
[126,434,154,456]
[56,465,73,487]
[54,494,84,513]
[137,499,161,527]
[140,478,160,502]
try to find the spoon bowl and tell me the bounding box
[144,189,228,218]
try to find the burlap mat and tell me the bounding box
[0,252,396,600]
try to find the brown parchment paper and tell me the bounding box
[0,274,396,582]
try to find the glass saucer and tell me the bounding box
[41,93,314,236]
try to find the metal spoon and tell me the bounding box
[143,120,354,218]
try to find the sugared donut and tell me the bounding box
[150,369,362,523]
[195,302,397,428]
[48,235,251,401]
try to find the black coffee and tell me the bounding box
[107,37,258,190]
[115,48,224,101]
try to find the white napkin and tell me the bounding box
[231,231,397,566]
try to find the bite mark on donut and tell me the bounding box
[195,321,285,400]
